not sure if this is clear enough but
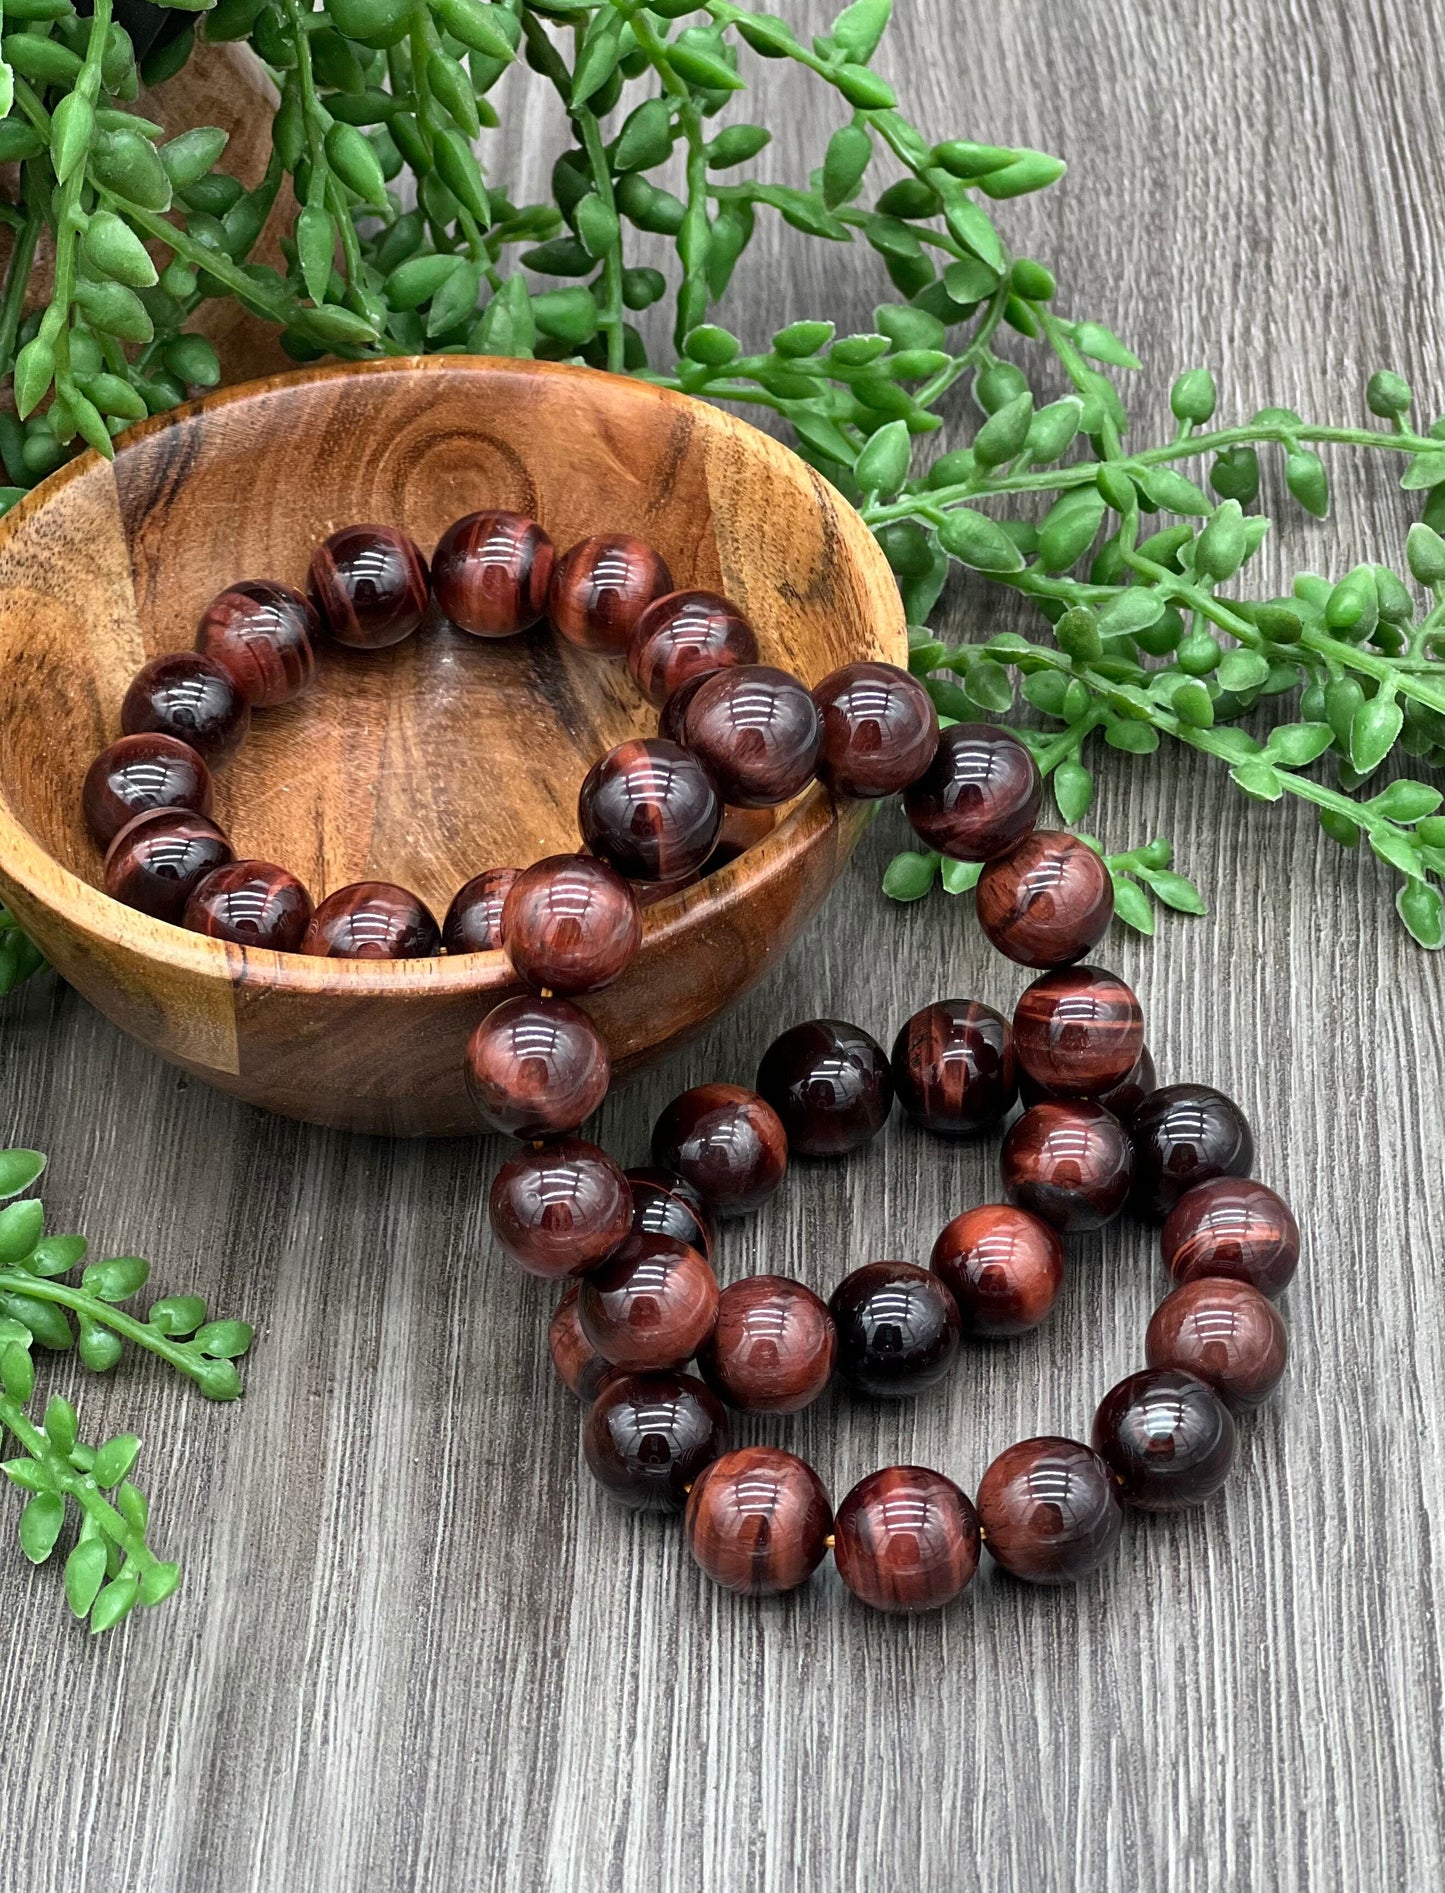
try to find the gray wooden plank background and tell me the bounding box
[3,2,1444,1888]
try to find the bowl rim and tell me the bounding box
[0,354,903,997]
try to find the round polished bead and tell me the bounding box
[548,1285,616,1402]
[650,1083,788,1216]
[658,671,709,745]
[976,1437,1124,1583]
[432,509,554,638]
[628,589,758,706]
[812,661,939,799]
[578,738,722,882]
[82,733,212,847]
[681,664,821,808]
[1145,1278,1288,1411]
[833,1466,980,1613]
[755,1018,893,1157]
[182,860,313,950]
[488,1137,632,1279]
[501,853,641,995]
[1131,1083,1254,1221]
[299,881,440,959]
[976,830,1114,968]
[1012,964,1145,1098]
[1000,1100,1133,1234]
[549,533,673,655]
[1091,1367,1236,1511]
[194,578,318,707]
[120,651,250,763]
[929,1204,1064,1337]
[685,1448,832,1596]
[903,723,1041,861]
[103,808,233,923]
[697,1274,836,1414]
[890,998,1016,1137]
[578,1231,719,1370]
[626,1167,717,1262]
[442,867,520,955]
[1019,1044,1157,1122]
[309,524,430,649]
[465,995,610,1139]
[1160,1176,1299,1298]
[583,1369,730,1512]
[830,1260,960,1399]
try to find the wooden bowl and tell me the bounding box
[0,358,904,1134]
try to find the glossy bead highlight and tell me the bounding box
[465,995,611,1138]
[182,859,313,950]
[1012,964,1145,1098]
[583,1369,729,1511]
[578,737,722,882]
[195,578,318,707]
[833,1466,980,1613]
[755,1017,893,1157]
[1131,1083,1254,1220]
[830,1260,960,1399]
[697,1274,836,1414]
[626,1167,717,1261]
[1000,1100,1133,1233]
[577,1232,719,1370]
[549,533,673,655]
[309,524,430,648]
[103,808,233,923]
[501,853,642,994]
[1091,1367,1236,1510]
[432,509,554,637]
[929,1204,1064,1337]
[299,881,440,959]
[650,1083,788,1216]
[903,722,1041,861]
[685,1448,832,1596]
[120,651,250,763]
[812,661,939,798]
[628,589,758,706]
[976,1437,1124,1583]
[488,1137,632,1278]
[976,830,1115,968]
[1160,1176,1300,1297]
[681,663,821,807]
[1145,1277,1288,1410]
[890,998,1016,1136]
[442,867,520,955]
[82,733,212,847]
[548,1285,615,1402]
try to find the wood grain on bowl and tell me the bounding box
[0,358,905,1134]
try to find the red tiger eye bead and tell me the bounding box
[812,661,939,798]
[831,1261,961,1399]
[685,1447,832,1596]
[976,1437,1124,1583]
[1012,964,1144,1097]
[583,1369,730,1511]
[1000,1100,1133,1234]
[833,1466,980,1613]
[488,1137,632,1279]
[578,738,722,882]
[548,1285,616,1402]
[903,723,1040,861]
[1145,1277,1288,1411]
[658,671,709,745]
[300,881,440,959]
[681,663,821,808]
[1091,1367,1236,1511]
[309,524,430,649]
[1160,1175,1299,1298]
[443,867,521,955]
[501,853,642,995]
[577,1231,719,1370]
[432,509,555,637]
[754,1017,893,1157]
[929,1204,1064,1337]
[890,998,1016,1136]
[1131,1084,1255,1221]
[628,589,758,706]
[1019,1044,1157,1122]
[103,808,233,923]
[626,1167,717,1261]
[697,1274,836,1414]
[194,578,318,707]
[182,859,313,950]
[82,733,212,847]
[549,533,673,655]
[121,651,250,763]
[465,995,610,1139]
[650,1083,788,1216]
[976,830,1115,968]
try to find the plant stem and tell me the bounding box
[0,1271,227,1395]
[575,107,625,374]
[0,200,41,378]
[0,1392,159,1573]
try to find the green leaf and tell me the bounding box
[158,125,228,190]
[1110,874,1155,933]
[50,90,95,185]
[1071,321,1142,371]
[1037,489,1105,572]
[941,196,1005,275]
[1371,826,1424,877]
[1134,466,1213,516]
[1215,649,1271,692]
[81,1255,150,1304]
[937,507,1024,573]
[77,1319,124,1373]
[0,1341,35,1403]
[65,1539,108,1619]
[1097,588,1165,636]
[139,1560,181,1608]
[1,1293,72,1351]
[0,1198,43,1265]
[973,391,1032,469]
[1195,500,1247,582]
[669,40,746,93]
[940,857,981,895]
[963,660,1013,714]
[974,150,1065,199]
[1025,398,1082,463]
[295,204,335,307]
[1406,522,1445,586]
[822,124,871,209]
[1264,722,1335,767]
[1285,449,1329,517]
[44,1395,77,1458]
[1397,879,1445,950]
[19,1491,65,1564]
[90,1573,140,1634]
[1140,869,1207,914]
[1349,694,1404,775]
[853,419,910,498]
[831,0,892,61]
[1104,721,1159,755]
[882,850,939,901]
[1170,369,1217,424]
[93,1434,141,1490]
[1368,780,1443,823]
[1053,759,1093,823]
[1230,758,1284,802]
[193,1319,254,1359]
[1401,451,1445,492]
[570,6,623,104]
[13,337,54,421]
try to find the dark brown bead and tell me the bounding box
[890,998,1016,1137]
[432,510,554,638]
[442,867,520,955]
[1012,964,1145,1098]
[465,995,610,1139]
[120,652,250,763]
[697,1274,836,1414]
[977,830,1114,969]
[754,1018,892,1157]
[929,1204,1064,1337]
[578,738,722,882]
[833,1466,980,1613]
[626,1167,717,1262]
[681,664,821,808]
[194,579,318,707]
[103,808,233,923]
[650,1082,788,1216]
[1160,1176,1299,1298]
[182,860,313,950]
[1131,1083,1254,1220]
[1091,1367,1236,1511]
[658,671,709,745]
[548,1285,616,1402]
[488,1137,632,1279]
[309,524,430,649]
[82,733,212,847]
[1019,1044,1156,1122]
[583,1369,730,1511]
[830,1260,960,1399]
[501,853,641,995]
[1000,1100,1133,1234]
[976,1437,1124,1583]
[299,881,440,959]
[578,1231,719,1370]
[685,1448,832,1596]
[812,661,939,799]
[1145,1278,1288,1411]
[549,533,673,655]
[628,589,758,706]
[903,723,1041,861]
